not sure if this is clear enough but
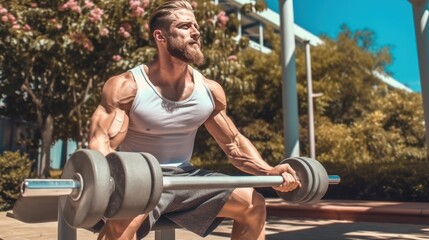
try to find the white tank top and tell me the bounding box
[119,65,215,167]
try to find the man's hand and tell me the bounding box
[268,163,302,192]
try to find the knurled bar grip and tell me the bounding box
[21,175,341,197]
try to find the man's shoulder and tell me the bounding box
[200,77,226,110]
[108,70,134,83]
[104,71,136,90]
[102,71,137,102]
[202,77,223,92]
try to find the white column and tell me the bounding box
[305,41,316,159]
[259,22,264,50]
[279,0,300,157]
[409,0,429,155]
[237,9,242,38]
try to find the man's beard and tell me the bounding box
[166,37,205,66]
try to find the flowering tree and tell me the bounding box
[0,0,263,176]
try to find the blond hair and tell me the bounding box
[149,0,194,36]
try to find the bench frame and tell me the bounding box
[8,204,179,240]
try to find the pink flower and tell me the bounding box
[217,11,229,28]
[100,27,109,36]
[7,14,15,22]
[61,0,81,13]
[119,25,131,38]
[0,7,8,15]
[1,15,8,22]
[84,0,94,9]
[89,7,104,23]
[112,55,122,61]
[132,6,144,17]
[56,24,62,29]
[12,24,20,30]
[58,4,67,11]
[227,55,237,61]
[30,3,38,8]
[129,0,141,10]
[23,24,31,31]
[144,23,149,30]
[66,0,78,9]
[71,5,81,13]
[191,1,198,9]
[122,31,130,38]
[83,41,93,51]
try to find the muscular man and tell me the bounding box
[89,1,301,239]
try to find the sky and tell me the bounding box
[266,0,422,92]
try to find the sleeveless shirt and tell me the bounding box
[119,65,215,167]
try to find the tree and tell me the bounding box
[0,0,254,176]
[296,27,426,165]
[194,20,427,200]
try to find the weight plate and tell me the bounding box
[140,152,163,213]
[276,158,313,203]
[59,149,111,228]
[300,157,329,203]
[105,152,152,219]
[296,157,319,204]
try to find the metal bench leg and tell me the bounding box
[155,229,175,240]
[58,203,77,240]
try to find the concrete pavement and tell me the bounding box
[1,199,429,239]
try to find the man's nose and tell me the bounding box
[190,26,200,39]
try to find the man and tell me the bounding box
[89,0,301,239]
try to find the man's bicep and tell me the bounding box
[88,105,116,155]
[88,74,134,154]
[204,110,240,149]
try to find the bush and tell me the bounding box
[323,160,429,202]
[193,156,429,202]
[0,151,34,211]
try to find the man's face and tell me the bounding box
[164,9,205,65]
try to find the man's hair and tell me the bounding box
[149,0,194,39]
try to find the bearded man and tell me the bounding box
[88,1,300,239]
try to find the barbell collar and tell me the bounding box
[21,175,340,197]
[21,177,81,198]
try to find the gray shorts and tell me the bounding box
[136,165,234,239]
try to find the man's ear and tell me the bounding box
[153,30,166,43]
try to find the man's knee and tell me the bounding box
[98,215,146,240]
[233,188,267,222]
[248,190,266,217]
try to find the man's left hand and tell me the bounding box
[268,164,301,192]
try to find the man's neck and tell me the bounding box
[148,58,191,85]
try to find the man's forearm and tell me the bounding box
[225,134,274,176]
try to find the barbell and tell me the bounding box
[19,149,340,229]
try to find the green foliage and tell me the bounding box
[325,160,429,201]
[0,0,248,139]
[0,0,247,176]
[297,27,427,201]
[0,151,34,211]
[0,0,158,144]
